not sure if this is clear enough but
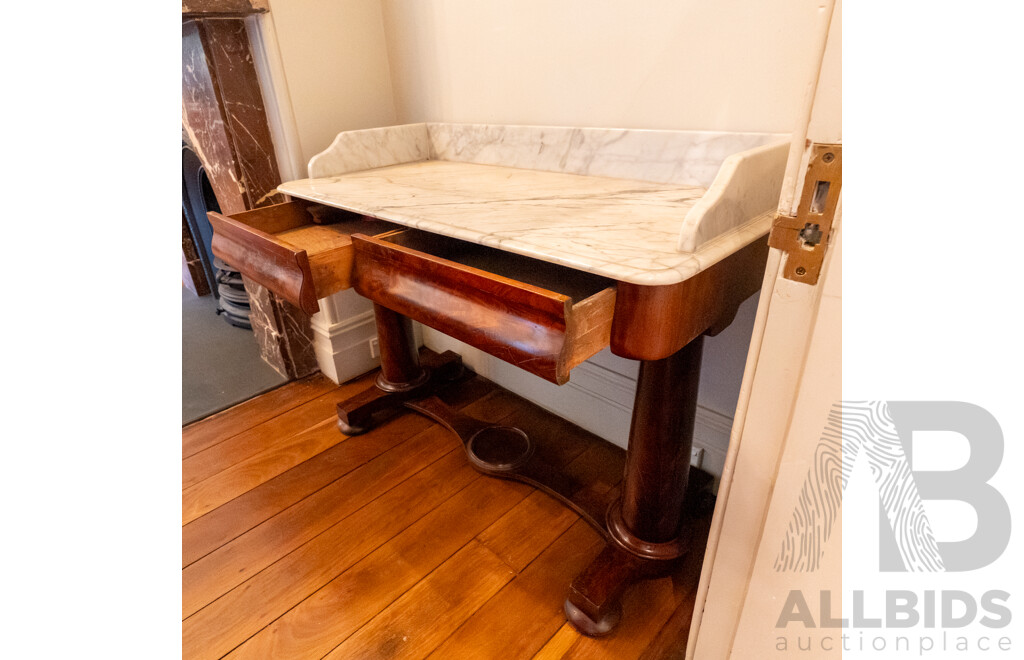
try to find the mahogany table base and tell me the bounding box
[335,304,710,637]
[335,349,464,435]
[335,306,466,435]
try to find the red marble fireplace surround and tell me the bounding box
[181,1,317,379]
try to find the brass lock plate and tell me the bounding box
[768,143,842,285]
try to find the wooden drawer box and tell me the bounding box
[208,199,397,314]
[352,228,617,385]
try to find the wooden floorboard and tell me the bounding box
[182,374,373,490]
[182,373,337,459]
[183,365,710,660]
[428,519,604,660]
[182,411,433,568]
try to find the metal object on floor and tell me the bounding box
[214,257,252,329]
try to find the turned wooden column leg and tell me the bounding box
[615,334,703,546]
[566,336,704,635]
[374,304,428,391]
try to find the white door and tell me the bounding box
[689,1,842,657]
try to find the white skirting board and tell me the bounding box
[309,293,381,385]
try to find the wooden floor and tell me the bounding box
[183,367,710,660]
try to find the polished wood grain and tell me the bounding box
[610,234,770,361]
[356,302,711,637]
[182,411,433,567]
[209,209,320,314]
[353,230,615,385]
[182,373,335,459]
[475,490,580,572]
[565,336,708,635]
[182,375,373,490]
[183,429,464,621]
[184,377,525,651]
[618,336,704,546]
[324,539,517,660]
[374,304,427,388]
[208,203,397,314]
[428,520,605,659]
[336,348,464,434]
[184,449,475,659]
[182,418,342,524]
[184,410,483,610]
[183,364,710,659]
[225,475,532,659]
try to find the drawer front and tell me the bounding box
[209,200,396,315]
[209,206,319,314]
[352,230,615,385]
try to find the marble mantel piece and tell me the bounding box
[278,123,788,286]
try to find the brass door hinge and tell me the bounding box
[768,143,842,285]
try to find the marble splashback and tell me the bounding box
[307,123,432,179]
[426,123,784,189]
[677,141,788,252]
[308,122,786,189]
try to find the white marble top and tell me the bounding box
[279,124,788,286]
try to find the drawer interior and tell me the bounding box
[274,224,360,253]
[232,201,397,253]
[379,228,614,303]
[209,199,398,314]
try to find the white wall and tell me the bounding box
[380,0,828,132]
[263,0,397,168]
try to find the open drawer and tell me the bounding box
[208,199,397,314]
[352,228,617,385]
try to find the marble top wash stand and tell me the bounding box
[209,123,788,636]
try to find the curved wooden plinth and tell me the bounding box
[404,395,624,534]
[335,349,463,435]
[401,393,712,637]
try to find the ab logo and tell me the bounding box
[774,401,1010,573]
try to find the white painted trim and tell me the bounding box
[245,13,305,183]
[687,1,839,657]
[309,309,376,338]
[310,308,380,384]
[691,405,734,481]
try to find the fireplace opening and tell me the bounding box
[181,141,253,329]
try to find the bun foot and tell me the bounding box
[564,597,621,637]
[336,417,368,436]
